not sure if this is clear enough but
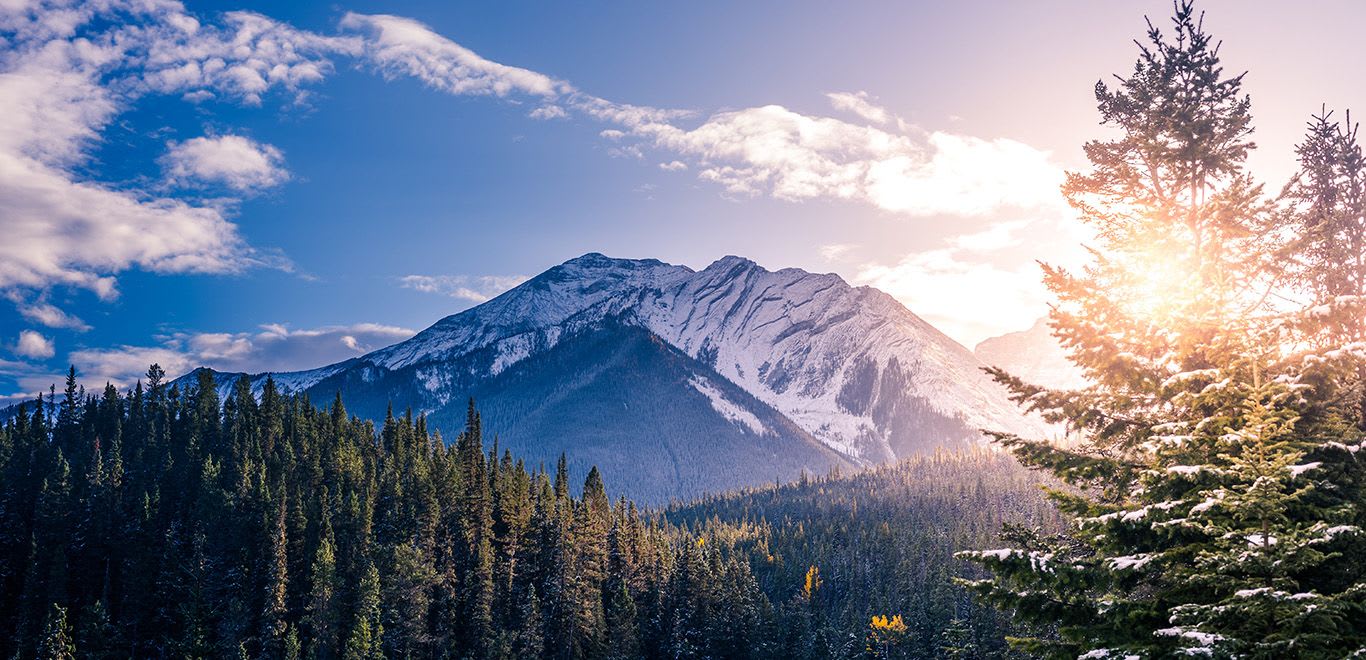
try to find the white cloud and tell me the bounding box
[161,135,289,191]
[819,243,857,261]
[857,249,1047,348]
[855,216,1091,346]
[132,10,359,104]
[826,91,890,124]
[15,330,55,359]
[949,220,1030,252]
[0,321,417,401]
[0,40,249,297]
[659,160,688,171]
[529,105,567,120]
[182,323,416,373]
[638,106,1063,216]
[399,274,528,303]
[0,1,354,312]
[53,322,418,392]
[334,13,1064,218]
[14,299,90,331]
[339,13,564,98]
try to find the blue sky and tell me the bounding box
[3,0,1365,400]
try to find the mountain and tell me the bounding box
[974,317,1088,390]
[182,253,1050,502]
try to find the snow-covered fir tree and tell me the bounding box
[961,2,1366,657]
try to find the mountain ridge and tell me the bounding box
[176,252,1052,500]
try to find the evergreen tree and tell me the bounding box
[961,2,1366,658]
[305,507,340,660]
[343,562,383,660]
[262,494,292,657]
[38,603,75,660]
[938,617,977,660]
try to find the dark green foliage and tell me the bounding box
[0,361,1070,659]
[669,451,1060,659]
[0,369,784,659]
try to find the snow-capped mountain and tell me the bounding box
[185,253,1051,501]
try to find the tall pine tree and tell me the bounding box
[963,2,1366,658]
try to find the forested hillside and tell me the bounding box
[670,453,1062,659]
[0,363,1061,659]
[0,367,782,659]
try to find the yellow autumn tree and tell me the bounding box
[867,614,909,658]
[801,565,822,600]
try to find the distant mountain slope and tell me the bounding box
[974,317,1087,391]
[323,321,848,503]
[177,253,1051,501]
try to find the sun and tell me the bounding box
[1107,235,1204,328]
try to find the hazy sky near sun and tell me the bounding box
[3,0,1365,399]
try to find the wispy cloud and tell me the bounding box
[338,13,565,97]
[819,243,858,262]
[331,13,1066,218]
[826,91,890,125]
[12,297,91,331]
[400,274,528,303]
[3,322,417,400]
[529,105,568,120]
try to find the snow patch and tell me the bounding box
[689,375,767,436]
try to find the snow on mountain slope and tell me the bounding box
[633,256,1051,459]
[193,253,1052,462]
[370,255,693,372]
[975,317,1088,391]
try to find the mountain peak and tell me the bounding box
[559,252,672,270]
[704,254,761,272]
[561,251,612,266]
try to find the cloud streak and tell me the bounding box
[400,274,529,303]
[339,13,565,97]
[3,322,418,400]
[328,11,1067,218]
[826,91,891,125]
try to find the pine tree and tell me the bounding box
[938,617,977,660]
[38,603,75,660]
[343,562,383,660]
[76,598,114,659]
[961,2,1366,657]
[305,507,340,660]
[262,494,291,657]
[454,399,495,657]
